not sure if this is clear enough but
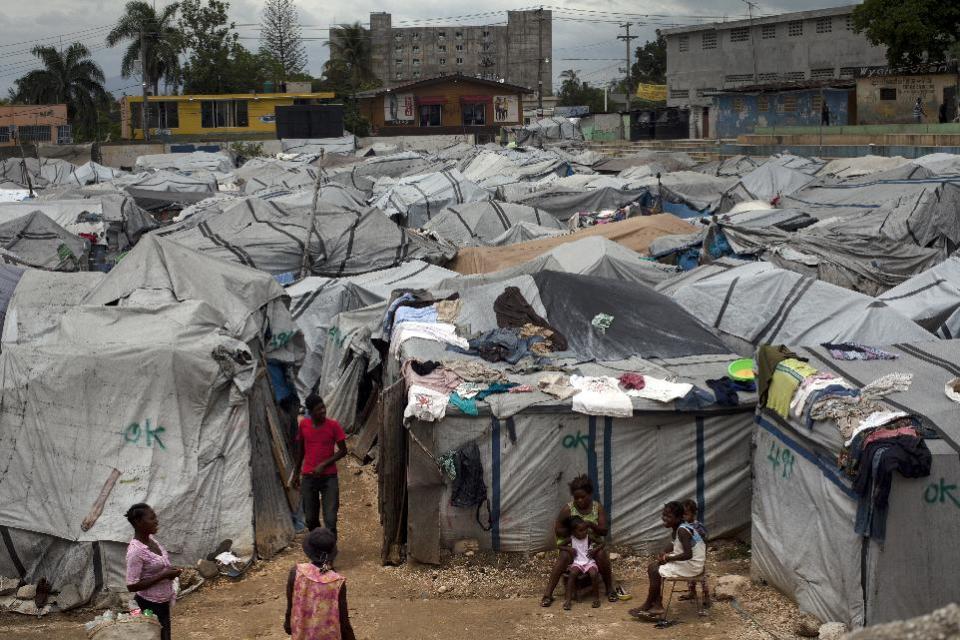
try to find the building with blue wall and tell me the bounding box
[712,85,853,138]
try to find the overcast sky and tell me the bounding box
[0,0,848,97]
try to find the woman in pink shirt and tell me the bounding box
[125,503,181,640]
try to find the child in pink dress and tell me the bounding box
[284,528,356,640]
[560,517,604,610]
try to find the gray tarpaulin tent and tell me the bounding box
[512,185,649,221]
[134,151,233,173]
[286,260,456,400]
[371,168,492,227]
[877,256,960,338]
[485,222,565,246]
[162,197,455,277]
[0,236,299,607]
[695,155,764,178]
[659,260,934,354]
[325,152,444,194]
[280,136,358,156]
[513,117,584,146]
[0,211,89,271]
[421,201,563,246]
[721,163,818,208]
[375,271,756,562]
[460,149,572,187]
[752,340,960,628]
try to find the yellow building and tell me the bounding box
[120,92,336,140]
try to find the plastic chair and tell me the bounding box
[657,572,708,628]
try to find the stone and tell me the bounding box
[464,550,475,557]
[92,591,124,610]
[712,574,751,601]
[197,559,219,579]
[54,584,83,611]
[0,577,17,596]
[16,584,36,600]
[608,552,620,561]
[796,612,822,637]
[452,538,479,555]
[819,622,848,640]
[437,585,448,594]
[534,551,546,560]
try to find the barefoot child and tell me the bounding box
[681,499,710,608]
[284,528,356,640]
[562,517,603,610]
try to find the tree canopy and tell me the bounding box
[260,0,308,81]
[106,1,181,95]
[852,0,960,65]
[632,34,666,85]
[556,69,606,114]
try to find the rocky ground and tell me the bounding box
[1,457,821,640]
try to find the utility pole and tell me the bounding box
[742,0,759,83]
[617,23,637,112]
[140,27,150,142]
[537,7,544,114]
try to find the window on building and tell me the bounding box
[725,73,754,83]
[456,44,464,51]
[438,31,446,39]
[702,31,717,49]
[758,72,779,81]
[761,24,776,39]
[131,101,180,130]
[782,95,798,112]
[462,103,486,126]
[788,21,803,36]
[396,71,403,80]
[730,27,749,42]
[733,97,745,112]
[455,31,463,39]
[412,45,420,53]
[17,125,52,142]
[810,68,835,80]
[200,100,248,128]
[669,89,689,99]
[438,44,446,52]
[844,16,853,31]
[758,96,770,111]
[816,17,832,33]
[482,30,490,38]
[839,66,857,78]
[783,71,806,81]
[395,58,403,66]
[56,125,72,144]
[0,127,9,143]
[412,58,420,66]
[439,57,447,65]
[678,35,689,52]
[456,57,464,65]
[412,32,421,41]
[880,87,897,101]
[412,70,421,78]
[419,104,442,127]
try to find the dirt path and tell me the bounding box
[1,458,805,639]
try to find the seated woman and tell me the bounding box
[632,501,706,618]
[540,474,617,607]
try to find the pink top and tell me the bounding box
[126,536,176,604]
[291,563,345,640]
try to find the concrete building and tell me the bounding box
[352,10,552,101]
[662,4,887,137]
[357,74,527,143]
[856,61,958,124]
[0,104,70,147]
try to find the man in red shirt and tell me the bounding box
[293,395,347,537]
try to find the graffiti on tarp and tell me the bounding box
[562,431,590,451]
[767,442,795,480]
[123,419,166,450]
[924,478,960,508]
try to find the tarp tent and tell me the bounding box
[0,211,89,271]
[450,214,696,275]
[752,340,960,628]
[162,197,455,277]
[721,163,818,209]
[512,117,584,146]
[660,260,935,354]
[380,271,756,562]
[694,155,764,178]
[877,256,960,338]
[511,185,648,221]
[325,152,443,194]
[370,168,491,227]
[0,236,300,607]
[421,201,563,246]
[134,151,233,173]
[280,136,358,156]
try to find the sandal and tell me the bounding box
[540,596,554,608]
[592,599,601,608]
[562,601,572,611]
[608,591,619,603]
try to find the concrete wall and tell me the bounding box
[856,74,957,124]
[663,6,886,108]
[99,139,283,168]
[580,113,624,141]
[364,10,550,95]
[715,89,850,138]
[357,134,474,152]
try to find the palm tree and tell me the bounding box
[11,43,111,133]
[107,1,181,95]
[327,22,375,98]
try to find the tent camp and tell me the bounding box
[511,185,648,221]
[371,168,491,227]
[134,151,234,174]
[421,201,564,246]
[512,117,584,146]
[752,340,960,628]
[374,270,756,563]
[450,214,696,275]
[161,198,455,277]
[325,152,445,194]
[0,236,300,608]
[877,256,960,338]
[659,260,935,354]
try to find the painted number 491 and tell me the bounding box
[767,442,795,480]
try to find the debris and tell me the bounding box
[713,574,751,601]
[819,622,849,640]
[54,583,83,611]
[16,584,36,600]
[591,313,614,334]
[197,559,219,579]
[0,576,17,596]
[452,538,480,555]
[608,552,620,561]
[796,611,822,637]
[437,585,449,594]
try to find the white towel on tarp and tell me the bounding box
[569,375,633,417]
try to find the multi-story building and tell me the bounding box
[349,10,552,100]
[0,104,70,147]
[661,5,887,137]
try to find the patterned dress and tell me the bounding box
[291,563,346,640]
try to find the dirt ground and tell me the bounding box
[0,457,808,639]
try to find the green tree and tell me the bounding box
[260,0,308,81]
[556,69,606,113]
[327,22,375,99]
[178,0,238,93]
[852,0,960,65]
[632,34,666,85]
[106,1,182,96]
[11,43,111,137]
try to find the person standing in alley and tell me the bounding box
[913,97,925,123]
[821,100,830,126]
[125,503,181,640]
[293,395,347,537]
